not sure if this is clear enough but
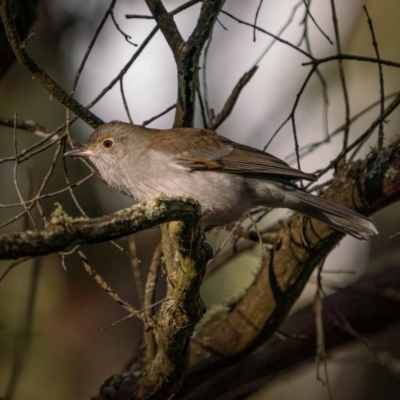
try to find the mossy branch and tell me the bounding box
[0,197,201,259]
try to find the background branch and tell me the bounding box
[0,0,103,128]
[0,0,38,79]
[180,264,400,399]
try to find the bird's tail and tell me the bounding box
[288,189,378,240]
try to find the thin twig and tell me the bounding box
[79,250,149,322]
[0,173,94,209]
[0,0,103,128]
[220,9,312,59]
[143,243,163,360]
[71,0,117,94]
[5,257,41,400]
[313,259,334,400]
[302,0,333,44]
[253,1,303,67]
[253,0,263,42]
[313,93,400,179]
[111,10,138,46]
[208,66,258,130]
[363,6,385,149]
[263,63,317,151]
[329,0,351,156]
[12,116,37,230]
[120,76,134,123]
[142,104,176,126]
[125,0,202,19]
[0,117,55,139]
[300,1,330,143]
[0,258,31,283]
[129,237,144,307]
[302,54,400,69]
[85,26,159,112]
[285,91,400,164]
[0,125,67,165]
[202,33,214,124]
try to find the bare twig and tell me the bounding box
[71,0,117,94]
[5,257,41,400]
[302,54,400,69]
[285,91,400,164]
[302,0,333,44]
[253,0,263,42]
[0,258,31,284]
[253,1,303,67]
[126,0,202,20]
[0,173,94,210]
[143,243,163,360]
[79,250,148,321]
[129,237,144,306]
[207,66,258,130]
[0,117,55,139]
[0,0,103,128]
[313,93,400,179]
[363,6,385,149]
[120,76,134,123]
[313,260,333,399]
[12,117,37,230]
[142,104,176,126]
[329,0,351,155]
[220,9,312,59]
[111,11,137,46]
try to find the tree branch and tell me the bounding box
[144,0,225,128]
[207,66,258,130]
[0,197,201,259]
[180,265,400,399]
[137,220,208,399]
[173,0,226,128]
[303,53,400,69]
[93,203,209,400]
[0,0,39,80]
[144,0,184,56]
[0,0,103,128]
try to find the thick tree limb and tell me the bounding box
[92,204,209,400]
[144,0,183,55]
[181,265,400,399]
[0,197,201,259]
[144,0,225,128]
[136,220,208,399]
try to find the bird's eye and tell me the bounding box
[103,139,114,149]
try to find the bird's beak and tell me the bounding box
[64,146,95,158]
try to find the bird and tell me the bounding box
[64,121,378,240]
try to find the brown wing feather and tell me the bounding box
[145,127,316,181]
[219,143,316,181]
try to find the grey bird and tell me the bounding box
[64,121,378,240]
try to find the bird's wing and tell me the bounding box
[146,128,316,181]
[214,142,316,181]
